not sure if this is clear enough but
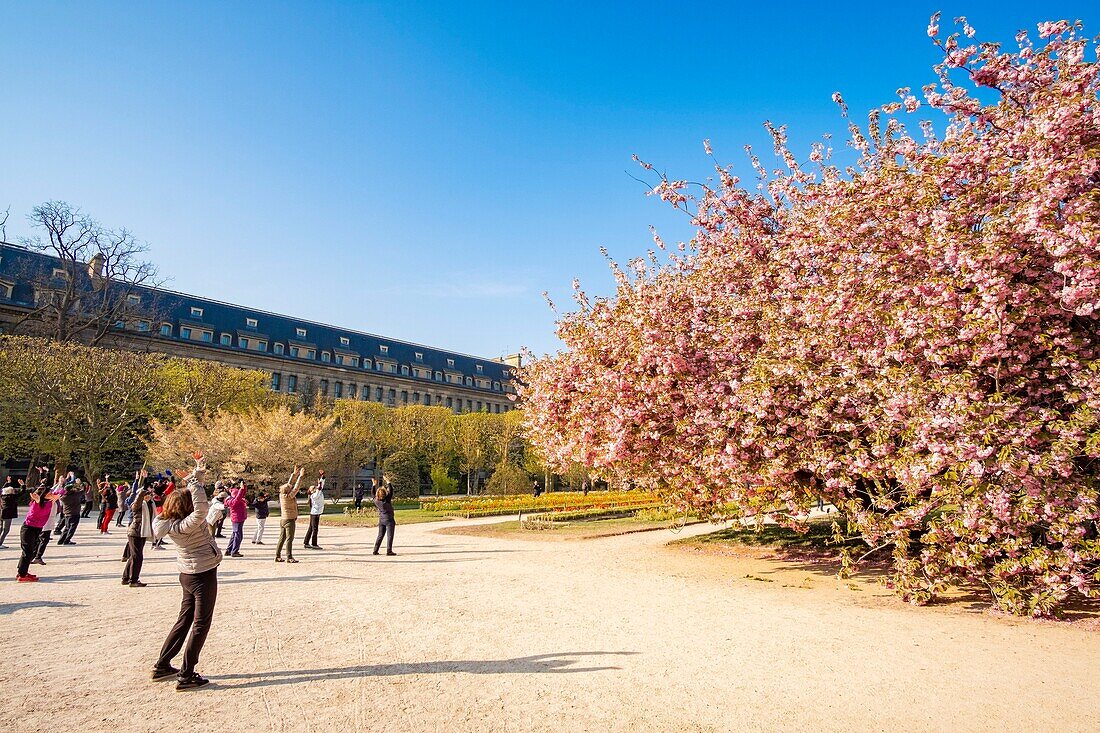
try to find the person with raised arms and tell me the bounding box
[151,452,223,691]
[275,466,304,564]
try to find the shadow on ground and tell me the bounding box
[211,651,639,689]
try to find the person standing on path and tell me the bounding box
[224,481,248,557]
[372,478,397,556]
[275,466,304,564]
[115,481,129,527]
[152,453,222,691]
[16,477,62,582]
[57,479,84,545]
[353,482,366,511]
[80,480,93,517]
[250,489,270,545]
[99,476,118,533]
[303,478,325,550]
[123,485,155,587]
[0,476,19,548]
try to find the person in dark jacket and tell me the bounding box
[250,489,270,544]
[353,482,366,511]
[57,480,85,545]
[0,476,19,548]
[372,479,397,556]
[123,486,155,587]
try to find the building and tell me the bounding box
[0,242,518,413]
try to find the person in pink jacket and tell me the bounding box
[224,481,248,557]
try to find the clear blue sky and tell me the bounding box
[1,1,1093,358]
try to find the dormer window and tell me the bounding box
[190,307,204,318]
[340,336,350,346]
[246,317,258,329]
[415,352,423,362]
[379,345,389,354]
[447,358,455,367]
[321,351,331,363]
[274,343,284,355]
[401,365,409,376]
[476,365,483,374]
[296,328,307,339]
[52,268,69,281]
[160,323,172,337]
[127,294,141,306]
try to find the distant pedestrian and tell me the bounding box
[303,477,325,550]
[250,489,270,545]
[532,480,542,498]
[99,476,118,533]
[80,480,93,517]
[373,478,396,556]
[275,467,304,563]
[206,490,227,537]
[224,482,248,557]
[0,477,18,548]
[123,486,155,587]
[115,481,129,527]
[353,482,366,511]
[57,479,85,545]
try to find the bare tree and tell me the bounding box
[13,201,163,345]
[0,206,9,241]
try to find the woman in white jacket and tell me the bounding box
[151,453,223,691]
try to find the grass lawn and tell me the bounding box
[678,518,844,551]
[437,516,692,541]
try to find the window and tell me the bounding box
[446,397,453,408]
[320,379,329,396]
[221,333,232,346]
[0,282,12,299]
[493,381,501,391]
[360,385,370,400]
[412,392,419,403]
[447,358,455,367]
[137,321,150,332]
[401,365,409,376]
[160,324,172,337]
[375,386,383,401]
[306,349,316,360]
[127,294,141,306]
[340,336,350,346]
[296,328,307,338]
[290,345,300,358]
[271,373,281,391]
[287,375,298,393]
[180,327,192,340]
[190,307,204,318]
[379,345,389,354]
[274,343,284,355]
[466,400,473,412]
[476,365,483,374]
[434,371,442,381]
[201,331,213,343]
[401,391,408,404]
[52,267,68,281]
[321,352,331,363]
[363,359,372,370]
[415,352,423,362]
[246,317,258,329]
[476,401,482,411]
[239,337,250,349]
[114,320,125,329]
[348,383,356,398]
[256,341,267,352]
[375,361,383,371]
[387,388,396,404]
[334,382,343,398]
[423,394,431,406]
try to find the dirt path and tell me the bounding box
[2,516,1098,733]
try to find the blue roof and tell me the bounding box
[0,242,511,387]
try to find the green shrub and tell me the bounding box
[382,451,421,498]
[430,464,459,495]
[484,462,530,496]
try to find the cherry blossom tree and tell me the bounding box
[520,18,1100,616]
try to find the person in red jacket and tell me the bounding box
[224,481,248,557]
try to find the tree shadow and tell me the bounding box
[211,651,639,690]
[0,600,85,615]
[219,575,354,585]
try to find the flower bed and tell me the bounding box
[420,491,657,518]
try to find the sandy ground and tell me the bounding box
[2,515,1099,733]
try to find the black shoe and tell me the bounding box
[386,552,397,556]
[230,553,243,558]
[274,557,284,562]
[313,546,324,551]
[151,665,179,680]
[122,579,129,585]
[129,581,147,587]
[373,550,379,555]
[256,541,265,545]
[176,674,210,691]
[287,557,298,563]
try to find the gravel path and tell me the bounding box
[2,516,1098,733]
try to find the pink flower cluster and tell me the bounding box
[519,17,1100,617]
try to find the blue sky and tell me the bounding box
[1,1,1094,358]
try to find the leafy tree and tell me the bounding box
[484,461,530,495]
[381,450,421,498]
[430,464,459,495]
[521,19,1100,616]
